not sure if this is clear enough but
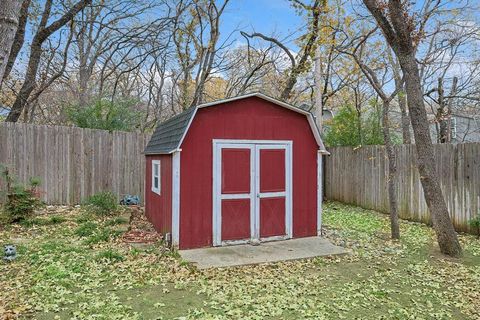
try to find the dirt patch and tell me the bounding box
[121,206,162,245]
[123,230,160,244]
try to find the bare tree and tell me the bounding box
[171,0,230,110]
[241,0,323,101]
[71,0,161,107]
[25,25,74,122]
[421,21,480,143]
[0,0,23,87]
[362,0,462,256]
[5,0,92,122]
[339,29,401,239]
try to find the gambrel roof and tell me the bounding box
[144,93,329,155]
[144,106,196,154]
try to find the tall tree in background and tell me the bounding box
[339,29,401,239]
[5,0,92,122]
[0,0,23,88]
[172,0,230,110]
[362,0,462,256]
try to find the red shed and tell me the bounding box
[144,93,329,249]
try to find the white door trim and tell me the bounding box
[212,142,255,246]
[212,139,293,246]
[317,152,323,236]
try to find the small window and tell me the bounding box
[152,160,161,195]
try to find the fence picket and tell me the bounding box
[325,144,480,234]
[0,123,150,204]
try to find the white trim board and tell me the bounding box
[317,152,323,236]
[171,151,181,248]
[212,139,293,247]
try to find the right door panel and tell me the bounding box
[257,147,287,239]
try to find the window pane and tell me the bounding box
[154,177,159,188]
[154,164,159,176]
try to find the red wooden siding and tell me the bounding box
[145,154,172,236]
[179,96,318,249]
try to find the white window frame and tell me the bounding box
[152,160,161,195]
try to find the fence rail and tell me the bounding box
[325,143,480,233]
[0,122,150,204]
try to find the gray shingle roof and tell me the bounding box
[144,107,195,154]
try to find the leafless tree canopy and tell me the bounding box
[0,0,477,139]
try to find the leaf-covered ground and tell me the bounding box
[1,202,479,319]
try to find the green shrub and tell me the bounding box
[66,98,143,132]
[469,216,480,239]
[75,222,98,237]
[96,249,125,262]
[83,191,118,216]
[323,104,399,147]
[1,166,44,223]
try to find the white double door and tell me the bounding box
[212,140,292,246]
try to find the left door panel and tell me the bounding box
[219,148,253,243]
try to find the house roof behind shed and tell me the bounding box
[144,93,329,155]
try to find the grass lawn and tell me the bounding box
[1,202,479,319]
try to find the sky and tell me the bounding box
[220,0,304,49]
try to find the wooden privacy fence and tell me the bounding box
[0,122,150,204]
[325,143,480,233]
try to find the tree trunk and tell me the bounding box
[78,65,90,107]
[2,0,30,84]
[398,89,411,144]
[0,0,23,87]
[436,77,450,143]
[5,40,41,122]
[382,100,400,239]
[314,45,323,130]
[399,53,461,256]
[437,76,458,143]
[5,0,91,122]
[390,52,411,144]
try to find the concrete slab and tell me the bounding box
[179,237,349,269]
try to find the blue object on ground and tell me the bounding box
[120,195,140,205]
